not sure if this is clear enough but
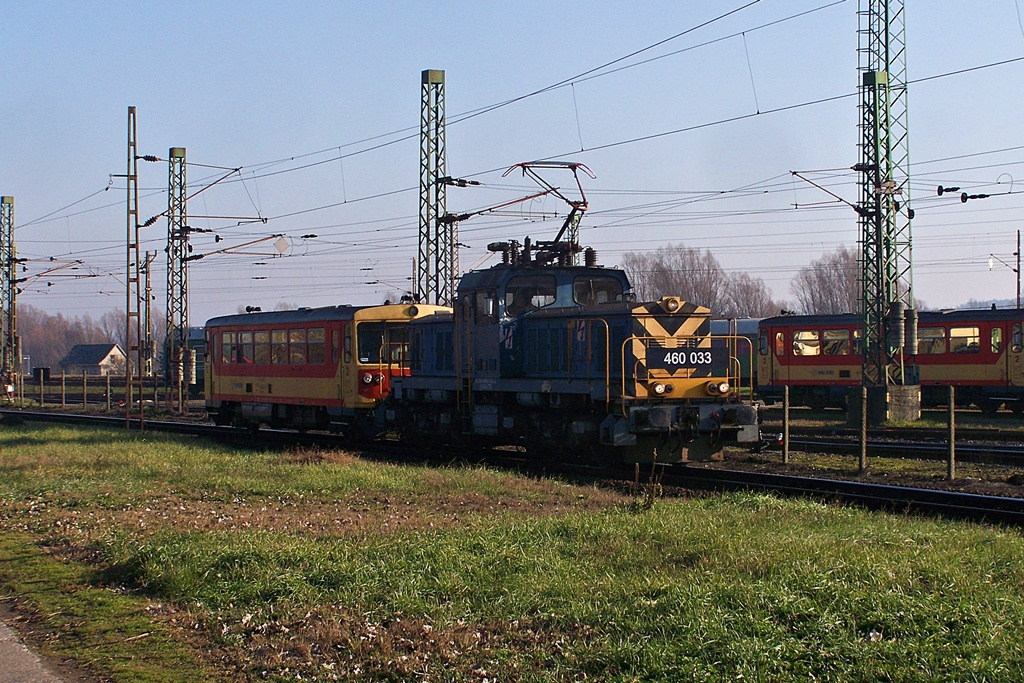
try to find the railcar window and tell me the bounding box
[254,331,271,364]
[272,330,288,364]
[758,330,769,356]
[356,322,410,364]
[332,329,340,364]
[918,328,945,355]
[822,329,850,355]
[573,276,624,306]
[1013,323,1023,353]
[992,327,1003,354]
[239,331,254,364]
[853,329,863,355]
[792,330,820,356]
[950,326,980,354]
[506,274,557,317]
[221,332,236,365]
[775,332,784,356]
[289,329,307,364]
[308,328,326,364]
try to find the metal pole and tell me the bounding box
[947,385,956,481]
[782,385,790,464]
[82,373,87,409]
[106,374,111,411]
[1017,230,1020,309]
[61,371,66,407]
[859,386,868,472]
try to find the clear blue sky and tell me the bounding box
[2,0,1023,322]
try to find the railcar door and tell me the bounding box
[1010,322,1024,388]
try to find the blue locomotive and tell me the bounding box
[386,237,760,463]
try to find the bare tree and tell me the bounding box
[723,273,784,318]
[622,244,728,310]
[791,245,860,314]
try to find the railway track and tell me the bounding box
[5,408,1024,526]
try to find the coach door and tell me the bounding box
[1010,322,1024,387]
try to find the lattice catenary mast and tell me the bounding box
[856,0,915,388]
[166,147,190,412]
[1,196,18,387]
[418,69,453,306]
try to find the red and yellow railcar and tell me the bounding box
[757,308,1024,414]
[205,303,450,434]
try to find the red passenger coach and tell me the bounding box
[758,308,1024,414]
[205,303,450,435]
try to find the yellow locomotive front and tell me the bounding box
[602,296,759,462]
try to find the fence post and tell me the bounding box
[61,371,66,408]
[106,375,112,411]
[38,373,44,407]
[83,373,88,409]
[947,385,956,481]
[859,386,868,473]
[782,385,790,464]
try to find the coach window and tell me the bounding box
[1013,323,1023,353]
[308,328,326,364]
[290,329,307,364]
[823,329,850,355]
[853,329,863,356]
[992,327,1003,354]
[774,332,785,356]
[758,329,769,355]
[950,326,980,354]
[332,329,340,363]
[239,331,254,363]
[221,332,236,365]
[792,330,820,356]
[254,331,271,364]
[272,330,288,364]
[506,274,557,317]
[917,328,945,355]
[573,276,623,306]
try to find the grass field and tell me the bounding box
[2,422,1024,681]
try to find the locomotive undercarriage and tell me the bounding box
[386,388,757,464]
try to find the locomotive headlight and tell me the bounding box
[651,382,667,396]
[705,380,730,395]
[362,373,374,384]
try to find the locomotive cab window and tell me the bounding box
[475,290,496,324]
[792,330,820,356]
[822,329,850,356]
[573,276,623,306]
[918,327,945,355]
[758,329,769,356]
[950,326,980,354]
[775,332,785,357]
[505,274,557,317]
[1013,323,1023,353]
